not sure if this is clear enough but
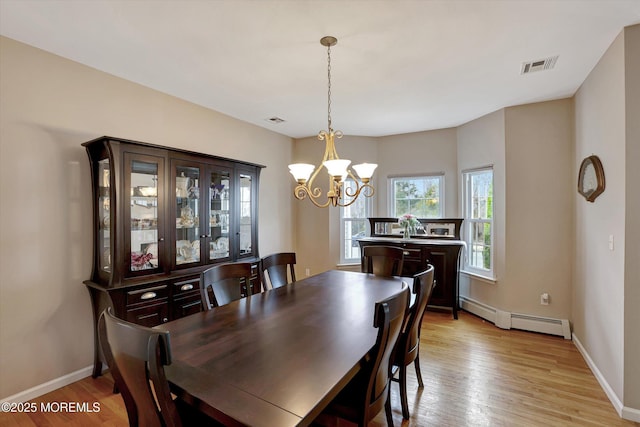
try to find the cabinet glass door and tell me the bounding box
[239,173,253,256]
[98,159,111,273]
[128,158,162,274]
[175,165,201,266]
[208,169,231,261]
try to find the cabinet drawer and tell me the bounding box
[400,248,423,261]
[126,302,169,327]
[172,277,202,319]
[173,293,202,319]
[172,278,200,297]
[126,284,169,306]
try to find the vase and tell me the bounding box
[403,224,412,239]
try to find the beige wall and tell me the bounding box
[0,36,295,399]
[573,23,640,414]
[457,109,507,308]
[377,128,458,217]
[623,23,640,412]
[504,99,574,318]
[457,99,574,322]
[573,30,626,403]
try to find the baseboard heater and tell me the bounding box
[459,296,571,339]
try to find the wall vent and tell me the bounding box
[521,55,559,74]
[266,116,285,124]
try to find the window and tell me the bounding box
[462,167,493,277]
[389,175,443,218]
[340,179,371,264]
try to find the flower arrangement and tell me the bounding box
[398,214,420,237]
[131,251,153,269]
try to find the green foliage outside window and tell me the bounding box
[393,177,442,218]
[482,184,493,269]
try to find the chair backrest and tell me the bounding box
[261,252,296,290]
[98,308,180,427]
[364,282,410,422]
[396,265,435,367]
[200,262,253,309]
[361,245,405,277]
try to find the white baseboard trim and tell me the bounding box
[622,406,640,423]
[459,296,571,339]
[0,365,95,404]
[573,334,640,422]
[459,296,497,324]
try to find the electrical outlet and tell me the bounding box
[540,293,550,305]
[305,268,311,277]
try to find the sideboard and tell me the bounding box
[358,217,464,319]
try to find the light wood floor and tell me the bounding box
[1,310,637,426]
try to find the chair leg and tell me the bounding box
[385,393,394,427]
[414,353,424,388]
[399,364,410,420]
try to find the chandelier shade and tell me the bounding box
[288,163,315,183]
[288,36,377,208]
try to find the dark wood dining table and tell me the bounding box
[158,269,408,427]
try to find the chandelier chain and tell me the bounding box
[327,43,332,132]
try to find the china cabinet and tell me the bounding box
[358,217,464,319]
[83,136,264,377]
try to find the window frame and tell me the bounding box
[388,173,445,218]
[462,166,494,278]
[339,179,372,264]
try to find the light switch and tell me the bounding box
[609,234,614,251]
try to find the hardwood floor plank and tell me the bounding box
[0,310,637,426]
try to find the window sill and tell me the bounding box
[336,263,361,272]
[461,270,497,284]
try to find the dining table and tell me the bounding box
[158,269,408,427]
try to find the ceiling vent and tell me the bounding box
[521,55,558,74]
[266,116,285,124]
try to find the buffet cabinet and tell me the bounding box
[83,136,264,377]
[358,217,464,319]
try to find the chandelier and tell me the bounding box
[288,36,377,208]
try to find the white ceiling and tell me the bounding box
[1,0,639,138]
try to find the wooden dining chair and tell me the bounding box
[98,308,219,427]
[391,265,436,419]
[315,282,409,427]
[260,252,296,290]
[200,263,253,309]
[361,245,405,277]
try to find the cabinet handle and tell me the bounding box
[180,284,194,291]
[200,234,210,239]
[158,237,165,242]
[433,280,437,288]
[162,317,168,323]
[403,251,410,256]
[140,291,157,300]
